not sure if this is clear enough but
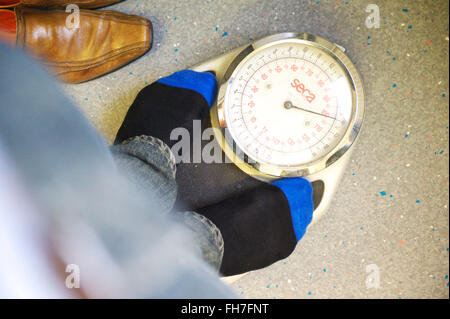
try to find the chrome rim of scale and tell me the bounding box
[213,33,364,179]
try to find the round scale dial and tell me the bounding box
[224,41,353,168]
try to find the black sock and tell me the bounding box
[197,178,313,276]
[114,70,216,147]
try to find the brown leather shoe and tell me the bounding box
[0,0,122,9]
[14,6,151,83]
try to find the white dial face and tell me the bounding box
[224,41,353,167]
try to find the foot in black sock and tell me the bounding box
[115,70,217,147]
[198,177,314,276]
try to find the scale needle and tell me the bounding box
[283,101,336,120]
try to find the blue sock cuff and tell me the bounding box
[157,70,217,108]
[272,178,314,242]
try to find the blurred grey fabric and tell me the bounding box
[0,43,234,298]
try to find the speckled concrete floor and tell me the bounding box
[62,0,449,298]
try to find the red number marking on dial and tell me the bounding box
[257,126,268,138]
[321,109,330,117]
[315,124,323,132]
[288,138,295,146]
